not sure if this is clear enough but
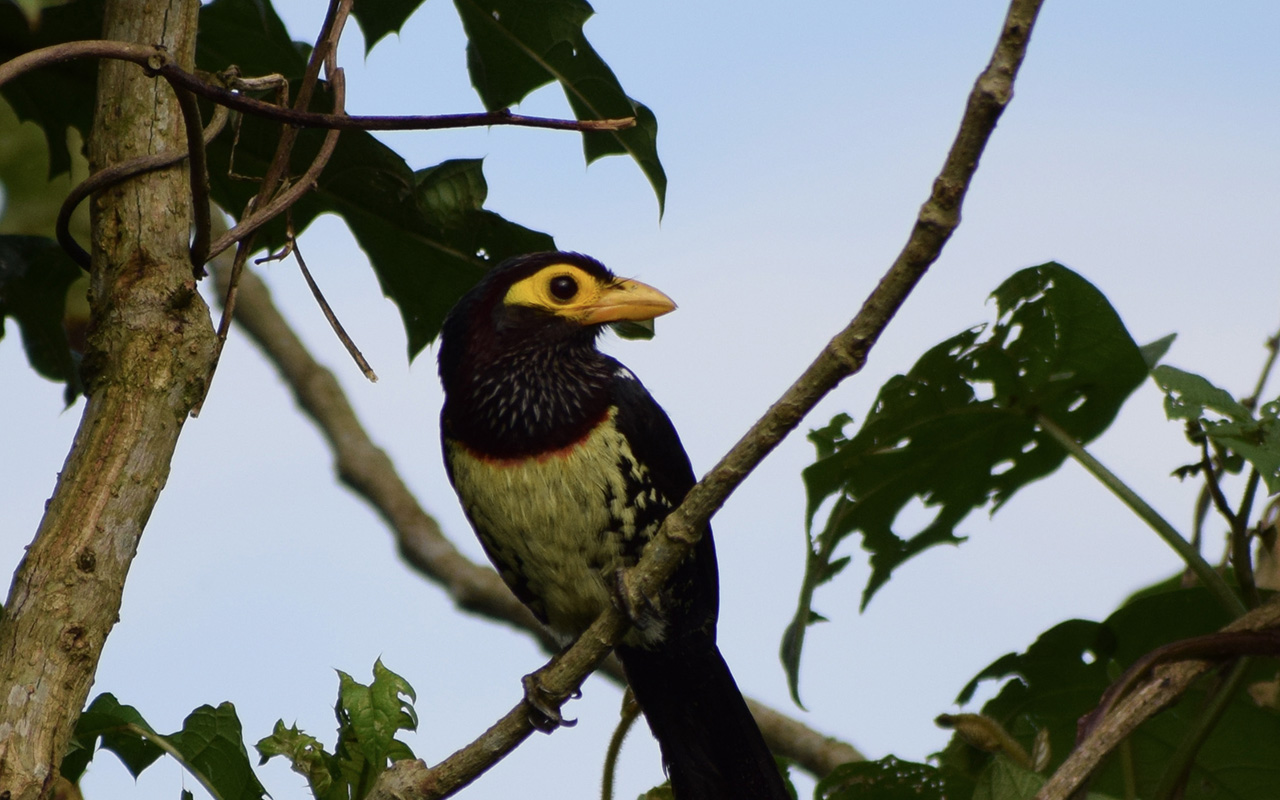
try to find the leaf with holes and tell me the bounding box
[780,263,1148,703]
[453,0,666,211]
[1151,365,1280,493]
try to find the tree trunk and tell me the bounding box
[0,1,213,797]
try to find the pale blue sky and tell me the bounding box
[3,2,1278,798]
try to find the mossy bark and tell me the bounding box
[0,1,214,797]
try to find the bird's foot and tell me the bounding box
[521,673,578,733]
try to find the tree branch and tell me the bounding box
[1035,596,1280,800]
[365,0,1045,795]
[0,2,216,798]
[211,261,866,781]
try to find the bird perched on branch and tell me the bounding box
[438,252,788,799]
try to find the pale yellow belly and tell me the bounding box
[445,412,659,642]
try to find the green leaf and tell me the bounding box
[958,585,1280,800]
[337,659,417,769]
[196,0,555,358]
[167,703,268,800]
[0,0,102,176]
[255,720,335,799]
[1151,365,1252,423]
[350,0,428,53]
[1139,332,1177,370]
[815,756,952,800]
[453,0,666,212]
[971,756,1044,800]
[63,694,166,782]
[0,234,85,403]
[1152,365,1280,492]
[783,264,1147,702]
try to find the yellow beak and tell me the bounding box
[579,278,677,326]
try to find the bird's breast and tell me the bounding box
[444,408,670,642]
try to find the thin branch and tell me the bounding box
[203,0,353,410]
[289,236,378,382]
[1035,598,1280,800]
[0,39,634,134]
[173,84,212,275]
[367,0,1045,796]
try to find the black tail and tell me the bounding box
[617,640,790,799]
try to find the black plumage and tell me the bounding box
[438,252,788,799]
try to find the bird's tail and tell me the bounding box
[617,640,790,799]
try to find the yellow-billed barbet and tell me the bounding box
[438,252,788,799]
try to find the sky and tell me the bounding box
[3,2,1279,798]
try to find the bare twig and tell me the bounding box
[203,0,353,409]
[289,236,378,382]
[364,0,1045,796]
[0,39,634,134]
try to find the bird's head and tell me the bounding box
[438,252,675,385]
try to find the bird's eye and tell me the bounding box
[548,274,578,302]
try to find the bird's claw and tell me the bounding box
[522,673,577,732]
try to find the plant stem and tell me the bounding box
[1149,658,1253,800]
[1035,414,1245,617]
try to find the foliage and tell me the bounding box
[0,0,662,369]
[783,263,1150,702]
[4,0,1280,798]
[63,661,416,800]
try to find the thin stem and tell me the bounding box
[1035,414,1245,617]
[1150,659,1253,800]
[172,85,212,274]
[600,693,642,800]
[289,237,378,382]
[0,39,633,134]
[1231,469,1262,608]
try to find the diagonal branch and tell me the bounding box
[365,0,1046,796]
[211,261,865,780]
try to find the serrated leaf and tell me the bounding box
[350,0,428,54]
[167,703,267,800]
[783,264,1147,702]
[0,234,85,403]
[957,585,1280,800]
[331,659,418,795]
[255,720,335,798]
[453,0,666,212]
[196,0,555,358]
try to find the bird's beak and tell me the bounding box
[580,278,677,325]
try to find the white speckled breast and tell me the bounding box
[445,408,663,643]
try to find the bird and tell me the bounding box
[437,252,790,799]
